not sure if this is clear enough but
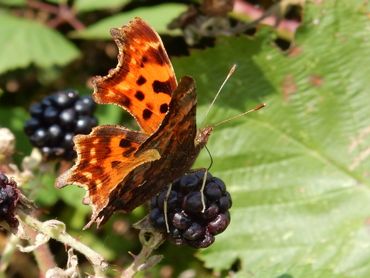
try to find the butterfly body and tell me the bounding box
[56,18,213,227]
[96,77,213,226]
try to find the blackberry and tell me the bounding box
[149,170,232,249]
[0,173,20,227]
[24,90,97,160]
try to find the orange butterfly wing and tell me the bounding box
[56,18,178,226]
[56,18,213,227]
[56,126,160,225]
[93,18,178,134]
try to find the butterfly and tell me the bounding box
[56,17,213,228]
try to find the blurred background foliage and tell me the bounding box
[1,0,370,277]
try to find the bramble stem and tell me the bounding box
[18,212,108,276]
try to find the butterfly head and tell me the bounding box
[195,126,213,148]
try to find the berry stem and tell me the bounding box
[18,211,108,276]
[122,219,165,278]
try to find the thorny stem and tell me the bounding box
[18,211,107,277]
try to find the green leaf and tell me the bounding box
[58,185,90,213]
[172,0,370,277]
[0,13,80,74]
[235,265,352,278]
[32,172,59,207]
[44,0,62,4]
[0,0,25,6]
[71,3,187,39]
[73,0,130,13]
[73,231,115,260]
[96,105,123,125]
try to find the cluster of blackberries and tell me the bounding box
[0,173,19,227]
[24,90,97,160]
[149,170,232,249]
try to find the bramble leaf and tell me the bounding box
[0,13,80,74]
[173,0,370,276]
[70,3,186,39]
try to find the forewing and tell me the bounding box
[93,17,178,135]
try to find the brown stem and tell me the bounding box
[60,4,85,30]
[27,0,59,14]
[47,16,64,29]
[27,0,85,30]
[18,212,108,276]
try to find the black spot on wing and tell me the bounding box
[135,91,145,101]
[160,103,169,113]
[152,80,172,95]
[143,109,153,120]
[111,161,121,169]
[136,76,146,85]
[119,138,132,148]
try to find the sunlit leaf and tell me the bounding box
[173,0,370,276]
[73,0,130,13]
[71,3,186,39]
[0,0,26,6]
[0,13,80,74]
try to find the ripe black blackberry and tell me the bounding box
[149,170,232,249]
[24,90,97,160]
[0,173,20,227]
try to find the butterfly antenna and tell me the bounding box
[213,103,266,127]
[201,64,237,126]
